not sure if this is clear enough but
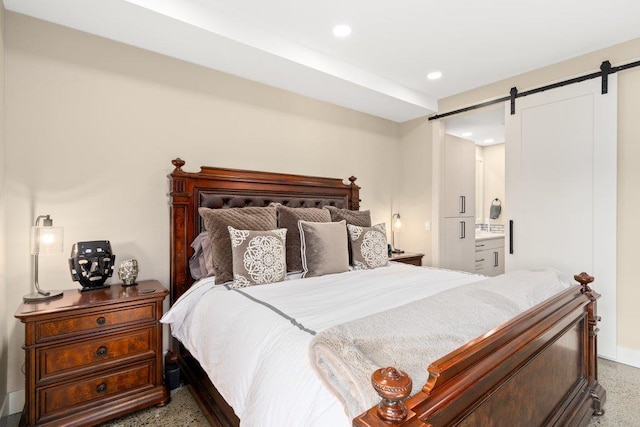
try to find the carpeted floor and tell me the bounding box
[586,358,640,426]
[6,358,637,426]
[98,384,209,426]
[95,358,639,427]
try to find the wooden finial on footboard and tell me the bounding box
[574,272,604,415]
[574,272,595,293]
[371,367,412,423]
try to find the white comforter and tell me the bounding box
[161,264,569,426]
[162,264,487,426]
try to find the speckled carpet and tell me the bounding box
[587,358,640,426]
[98,384,208,426]
[0,359,640,427]
[96,358,638,426]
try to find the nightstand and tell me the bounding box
[389,252,425,266]
[15,280,169,427]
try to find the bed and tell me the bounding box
[164,158,605,426]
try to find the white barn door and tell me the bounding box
[505,76,617,359]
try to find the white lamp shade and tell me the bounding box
[392,214,402,232]
[30,226,64,255]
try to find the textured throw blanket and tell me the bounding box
[309,269,570,418]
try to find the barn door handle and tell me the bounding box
[509,220,514,254]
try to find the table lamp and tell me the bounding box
[391,213,404,254]
[23,215,64,303]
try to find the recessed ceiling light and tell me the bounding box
[333,24,352,38]
[461,132,472,137]
[427,71,443,80]
[484,138,495,144]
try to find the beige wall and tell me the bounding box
[4,7,639,408]
[397,117,433,265]
[0,1,8,418]
[439,39,640,357]
[4,12,401,395]
[480,144,505,226]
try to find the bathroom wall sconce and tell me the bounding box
[391,213,404,254]
[23,215,64,303]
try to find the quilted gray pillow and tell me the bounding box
[298,220,349,278]
[199,206,277,284]
[276,204,331,272]
[323,206,371,227]
[347,223,389,270]
[228,226,287,288]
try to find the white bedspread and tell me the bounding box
[310,268,572,418]
[161,264,568,426]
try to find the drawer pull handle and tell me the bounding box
[96,383,107,393]
[96,346,108,357]
[96,317,106,325]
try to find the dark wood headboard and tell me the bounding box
[167,157,361,305]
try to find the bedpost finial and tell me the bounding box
[574,272,594,293]
[349,176,357,184]
[172,158,186,173]
[371,367,412,423]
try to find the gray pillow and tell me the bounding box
[276,205,331,272]
[189,232,209,280]
[228,226,287,288]
[347,223,390,270]
[298,220,349,278]
[199,206,277,284]
[323,206,371,227]
[188,232,215,280]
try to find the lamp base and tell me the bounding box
[391,249,405,254]
[23,289,64,303]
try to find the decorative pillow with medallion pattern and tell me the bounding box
[228,226,287,288]
[347,223,389,270]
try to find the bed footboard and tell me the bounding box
[354,273,604,427]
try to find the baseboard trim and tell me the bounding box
[7,390,24,416]
[1,393,7,420]
[600,346,640,369]
[615,346,640,369]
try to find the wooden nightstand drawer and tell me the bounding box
[389,252,424,266]
[39,361,155,421]
[36,304,155,343]
[38,326,156,384]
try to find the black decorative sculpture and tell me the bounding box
[69,241,115,290]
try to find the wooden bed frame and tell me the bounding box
[166,158,605,427]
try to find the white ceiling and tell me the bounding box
[445,106,505,146]
[5,0,640,123]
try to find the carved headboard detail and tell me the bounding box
[168,158,361,304]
